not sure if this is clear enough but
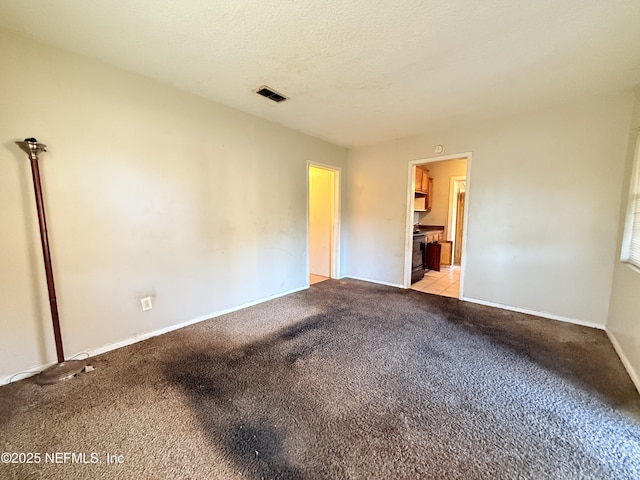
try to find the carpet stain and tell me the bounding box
[284,343,318,365]
[439,295,640,414]
[3,279,637,479]
[278,315,327,341]
[175,371,223,398]
[228,420,302,479]
[166,312,338,478]
[161,281,640,479]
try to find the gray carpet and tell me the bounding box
[1,278,639,479]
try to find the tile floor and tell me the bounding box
[410,265,460,298]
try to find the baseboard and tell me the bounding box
[343,275,404,289]
[2,285,308,385]
[4,286,616,385]
[460,296,606,330]
[605,329,640,395]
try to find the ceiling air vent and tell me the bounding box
[256,86,288,103]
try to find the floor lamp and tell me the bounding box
[16,138,86,385]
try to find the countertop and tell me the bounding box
[414,225,445,233]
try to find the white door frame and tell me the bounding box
[448,176,467,259]
[307,162,341,281]
[403,152,473,297]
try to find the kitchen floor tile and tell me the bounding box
[424,273,440,279]
[419,285,447,295]
[440,289,458,298]
[412,278,435,289]
[412,265,460,298]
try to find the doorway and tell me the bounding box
[448,177,467,265]
[403,153,471,297]
[308,163,340,284]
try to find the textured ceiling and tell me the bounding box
[1,0,639,147]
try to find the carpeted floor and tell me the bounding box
[1,278,639,479]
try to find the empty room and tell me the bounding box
[1,1,639,479]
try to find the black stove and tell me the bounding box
[411,232,425,283]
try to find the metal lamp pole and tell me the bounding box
[16,138,86,385]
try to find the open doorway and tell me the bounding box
[448,176,467,265]
[403,153,471,297]
[308,163,340,285]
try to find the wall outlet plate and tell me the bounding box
[140,296,153,311]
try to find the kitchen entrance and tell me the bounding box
[308,163,341,285]
[404,153,470,297]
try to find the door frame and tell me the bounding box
[307,162,341,281]
[448,176,467,262]
[403,152,473,296]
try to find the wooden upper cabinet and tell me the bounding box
[415,166,424,193]
[414,166,433,212]
[415,166,430,195]
[426,176,433,211]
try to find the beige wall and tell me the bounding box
[0,30,347,380]
[607,86,640,390]
[347,92,633,324]
[2,26,638,387]
[309,166,333,277]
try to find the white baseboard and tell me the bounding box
[460,296,606,330]
[7,285,628,392]
[605,329,640,395]
[343,276,404,289]
[2,285,308,385]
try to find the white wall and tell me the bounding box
[0,29,347,380]
[607,86,640,391]
[346,92,633,325]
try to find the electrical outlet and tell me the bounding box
[140,296,153,311]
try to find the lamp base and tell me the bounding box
[35,360,87,385]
